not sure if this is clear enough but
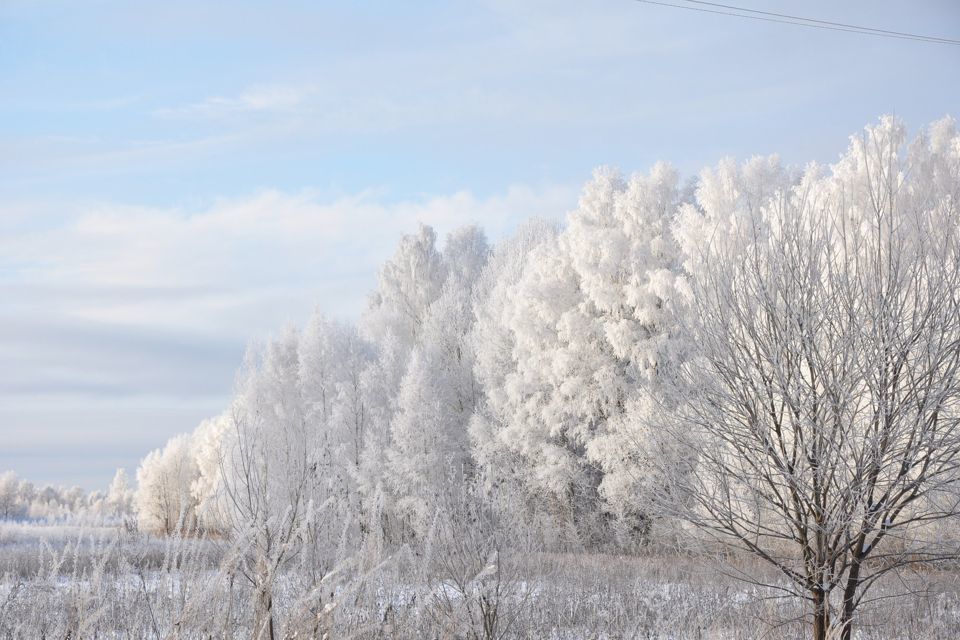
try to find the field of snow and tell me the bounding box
[1,520,959,639]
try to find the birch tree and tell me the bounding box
[384,226,489,538]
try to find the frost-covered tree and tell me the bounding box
[178,413,228,531]
[674,153,795,281]
[214,329,318,639]
[383,226,490,537]
[355,225,450,536]
[659,116,960,640]
[482,166,685,540]
[354,330,406,538]
[569,164,688,525]
[135,434,199,535]
[0,471,22,520]
[16,479,36,516]
[113,114,960,639]
[299,312,373,503]
[385,349,449,533]
[429,228,490,419]
[328,323,374,473]
[105,468,133,520]
[469,219,560,517]
[361,223,447,348]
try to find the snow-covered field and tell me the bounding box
[2,521,959,639]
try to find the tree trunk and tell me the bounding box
[839,559,862,640]
[812,589,830,640]
[223,571,235,640]
[254,586,275,640]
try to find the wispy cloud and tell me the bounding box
[3,182,576,396]
[5,185,574,293]
[153,85,311,119]
[0,133,241,177]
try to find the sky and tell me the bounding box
[2,0,958,489]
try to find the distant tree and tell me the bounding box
[106,468,133,519]
[0,471,21,519]
[189,413,231,531]
[134,434,199,535]
[17,479,35,508]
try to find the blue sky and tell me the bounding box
[2,0,958,489]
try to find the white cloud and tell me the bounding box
[3,182,577,381]
[6,184,574,291]
[153,85,311,119]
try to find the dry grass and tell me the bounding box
[1,522,959,639]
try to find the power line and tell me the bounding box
[682,0,960,43]
[635,0,960,46]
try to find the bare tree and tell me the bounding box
[425,476,534,640]
[659,119,960,640]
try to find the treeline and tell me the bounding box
[134,116,960,549]
[0,469,133,523]
[123,116,960,639]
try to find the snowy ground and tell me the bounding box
[2,521,960,638]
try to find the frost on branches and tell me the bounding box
[119,115,960,639]
[658,116,960,640]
